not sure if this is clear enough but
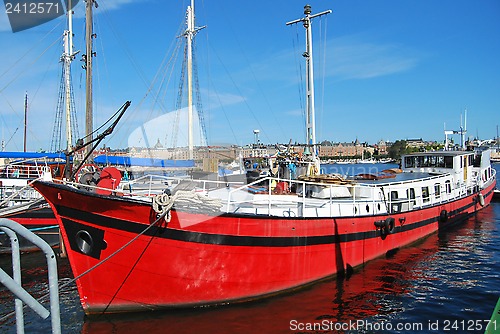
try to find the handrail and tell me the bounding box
[0,177,43,207]
[0,218,61,334]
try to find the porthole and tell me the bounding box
[76,230,94,255]
[366,204,370,213]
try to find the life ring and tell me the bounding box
[478,193,485,207]
[439,209,448,223]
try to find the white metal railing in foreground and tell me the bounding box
[0,219,61,334]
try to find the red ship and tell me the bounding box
[32,4,497,315]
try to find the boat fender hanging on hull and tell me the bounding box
[439,209,448,223]
[374,217,395,236]
[478,193,485,207]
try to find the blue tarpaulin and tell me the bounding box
[94,155,195,168]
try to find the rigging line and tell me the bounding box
[0,207,169,323]
[0,19,63,82]
[218,21,287,142]
[172,41,187,149]
[96,3,185,148]
[208,76,239,144]
[3,127,20,150]
[58,210,168,301]
[0,33,62,95]
[208,43,271,144]
[26,39,62,150]
[101,219,164,314]
[318,17,328,142]
[193,48,208,146]
[111,22,185,149]
[81,102,126,140]
[292,24,306,139]
[0,90,20,121]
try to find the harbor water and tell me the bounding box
[0,163,499,333]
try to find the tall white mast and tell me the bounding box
[460,109,467,149]
[183,0,205,160]
[186,1,194,160]
[286,5,331,160]
[84,0,96,160]
[62,0,76,152]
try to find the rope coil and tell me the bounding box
[152,190,223,217]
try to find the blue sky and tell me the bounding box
[0,0,499,152]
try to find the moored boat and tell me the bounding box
[31,4,497,316]
[31,147,496,314]
[0,152,66,252]
[0,198,59,254]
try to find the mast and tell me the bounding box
[183,0,205,160]
[497,125,499,151]
[186,1,194,160]
[84,0,96,161]
[23,92,27,152]
[62,0,76,152]
[286,5,331,160]
[460,109,467,150]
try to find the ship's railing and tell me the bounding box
[1,160,51,180]
[0,178,45,207]
[55,169,491,218]
[221,172,480,217]
[0,218,61,334]
[117,174,244,196]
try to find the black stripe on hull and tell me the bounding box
[55,191,483,248]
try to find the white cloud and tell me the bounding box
[330,40,419,80]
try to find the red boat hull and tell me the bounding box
[32,180,496,314]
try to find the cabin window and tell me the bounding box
[407,188,416,206]
[390,191,398,200]
[434,183,441,198]
[468,155,474,166]
[444,156,453,168]
[422,186,430,203]
[405,156,415,168]
[445,180,452,194]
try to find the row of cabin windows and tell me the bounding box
[390,180,452,204]
[404,156,453,168]
[404,155,474,169]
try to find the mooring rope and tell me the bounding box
[153,189,222,214]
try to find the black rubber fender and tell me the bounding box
[439,209,448,223]
[384,217,395,234]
